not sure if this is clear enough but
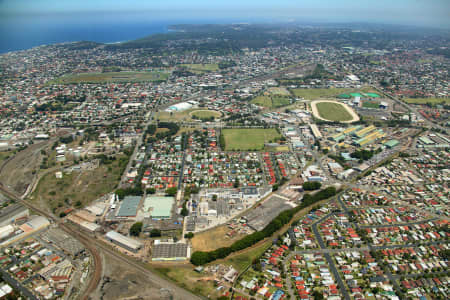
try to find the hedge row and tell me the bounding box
[190,187,337,265]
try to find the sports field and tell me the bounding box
[190,110,222,119]
[291,88,351,100]
[250,95,290,108]
[311,100,359,123]
[49,71,169,84]
[362,101,380,109]
[316,102,353,121]
[222,128,281,151]
[268,87,291,96]
[403,97,450,105]
[180,63,219,73]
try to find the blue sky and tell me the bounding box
[1,0,449,28]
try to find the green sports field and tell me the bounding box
[190,110,222,119]
[316,102,353,121]
[362,101,380,109]
[250,95,290,108]
[222,128,281,151]
[403,98,450,105]
[49,71,169,84]
[180,64,219,73]
[291,88,351,100]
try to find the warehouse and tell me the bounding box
[105,231,143,253]
[143,196,174,220]
[165,101,198,112]
[152,241,190,261]
[384,139,399,149]
[0,204,29,227]
[116,196,142,218]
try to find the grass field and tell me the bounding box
[180,64,219,73]
[49,71,169,84]
[189,110,222,119]
[250,96,272,107]
[250,95,290,108]
[156,109,221,122]
[0,150,14,164]
[403,97,450,105]
[291,88,351,100]
[268,87,291,96]
[155,109,195,122]
[362,101,380,109]
[223,240,272,272]
[191,225,247,252]
[316,102,353,121]
[154,266,220,298]
[222,128,281,151]
[31,154,129,214]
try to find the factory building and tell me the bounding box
[105,231,143,253]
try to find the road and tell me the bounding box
[311,212,351,300]
[372,86,448,135]
[0,268,39,300]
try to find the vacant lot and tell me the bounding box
[313,101,353,121]
[191,225,247,252]
[403,97,450,105]
[222,128,281,151]
[49,71,169,84]
[91,251,166,300]
[0,140,51,196]
[222,240,272,272]
[155,266,220,298]
[31,154,128,214]
[180,64,219,73]
[251,95,290,108]
[291,88,351,100]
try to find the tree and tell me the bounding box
[184,232,194,239]
[233,178,239,188]
[130,222,143,236]
[165,187,178,196]
[150,228,161,237]
[146,188,156,194]
[302,181,322,191]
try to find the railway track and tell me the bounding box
[0,184,101,300]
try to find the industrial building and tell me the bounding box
[105,231,143,253]
[384,139,399,149]
[143,196,174,220]
[355,129,386,146]
[151,241,190,261]
[354,125,376,138]
[116,196,142,218]
[165,100,199,112]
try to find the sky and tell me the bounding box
[0,0,449,28]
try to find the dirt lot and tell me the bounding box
[92,252,168,300]
[0,140,51,195]
[191,224,247,252]
[31,154,128,215]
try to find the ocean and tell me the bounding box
[0,12,247,54]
